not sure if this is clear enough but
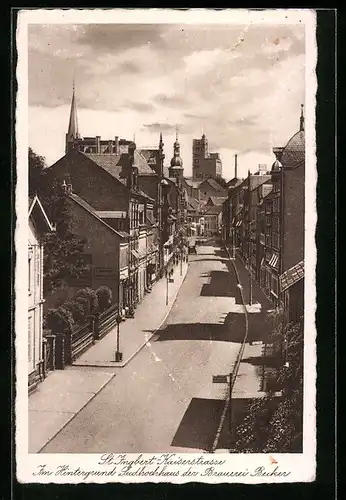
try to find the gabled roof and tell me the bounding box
[199,177,227,193]
[187,196,199,209]
[139,148,158,165]
[68,193,128,239]
[82,150,155,179]
[207,196,227,206]
[184,178,203,188]
[227,177,243,189]
[29,195,54,232]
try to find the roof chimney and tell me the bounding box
[114,136,119,155]
[96,136,101,153]
[234,154,238,179]
[108,140,113,154]
[61,179,67,193]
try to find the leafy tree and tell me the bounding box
[232,313,304,453]
[28,147,48,198]
[96,286,112,313]
[28,147,88,293]
[75,288,99,315]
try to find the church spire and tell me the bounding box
[300,103,305,132]
[66,81,80,143]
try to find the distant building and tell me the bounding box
[202,204,223,237]
[192,134,222,179]
[28,196,54,393]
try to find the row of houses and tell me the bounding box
[221,106,305,325]
[28,89,190,392]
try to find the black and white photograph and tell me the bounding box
[16,8,317,484]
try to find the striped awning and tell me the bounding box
[280,260,304,292]
[268,253,279,268]
[236,220,242,227]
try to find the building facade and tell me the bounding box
[28,196,54,393]
[192,134,222,179]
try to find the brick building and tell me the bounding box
[258,105,305,318]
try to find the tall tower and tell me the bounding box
[65,81,81,154]
[169,128,184,179]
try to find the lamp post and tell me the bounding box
[114,313,123,362]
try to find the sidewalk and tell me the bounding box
[29,368,115,453]
[73,261,189,367]
[29,261,189,453]
[216,253,280,450]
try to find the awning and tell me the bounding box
[148,242,158,253]
[268,253,279,268]
[236,220,242,227]
[279,260,304,292]
[131,249,140,259]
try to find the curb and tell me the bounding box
[73,263,189,369]
[211,246,249,453]
[36,371,117,453]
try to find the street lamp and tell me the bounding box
[114,314,123,362]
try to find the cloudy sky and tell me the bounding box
[28,22,305,179]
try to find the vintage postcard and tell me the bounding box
[16,8,317,484]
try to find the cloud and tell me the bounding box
[143,123,181,134]
[154,93,189,108]
[76,24,165,53]
[122,101,156,113]
[28,22,306,180]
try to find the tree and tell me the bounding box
[232,314,304,453]
[28,147,47,198]
[28,147,89,293]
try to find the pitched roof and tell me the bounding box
[226,177,243,188]
[208,196,227,206]
[187,197,199,210]
[139,149,158,166]
[200,177,227,193]
[184,178,203,188]
[29,195,54,232]
[82,150,155,179]
[68,193,128,239]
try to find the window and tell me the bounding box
[273,198,280,213]
[271,275,278,295]
[28,314,33,364]
[28,247,33,293]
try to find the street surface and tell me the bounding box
[41,243,246,453]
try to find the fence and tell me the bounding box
[42,304,120,371]
[68,319,94,364]
[97,304,119,340]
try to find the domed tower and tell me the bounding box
[169,128,184,179]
